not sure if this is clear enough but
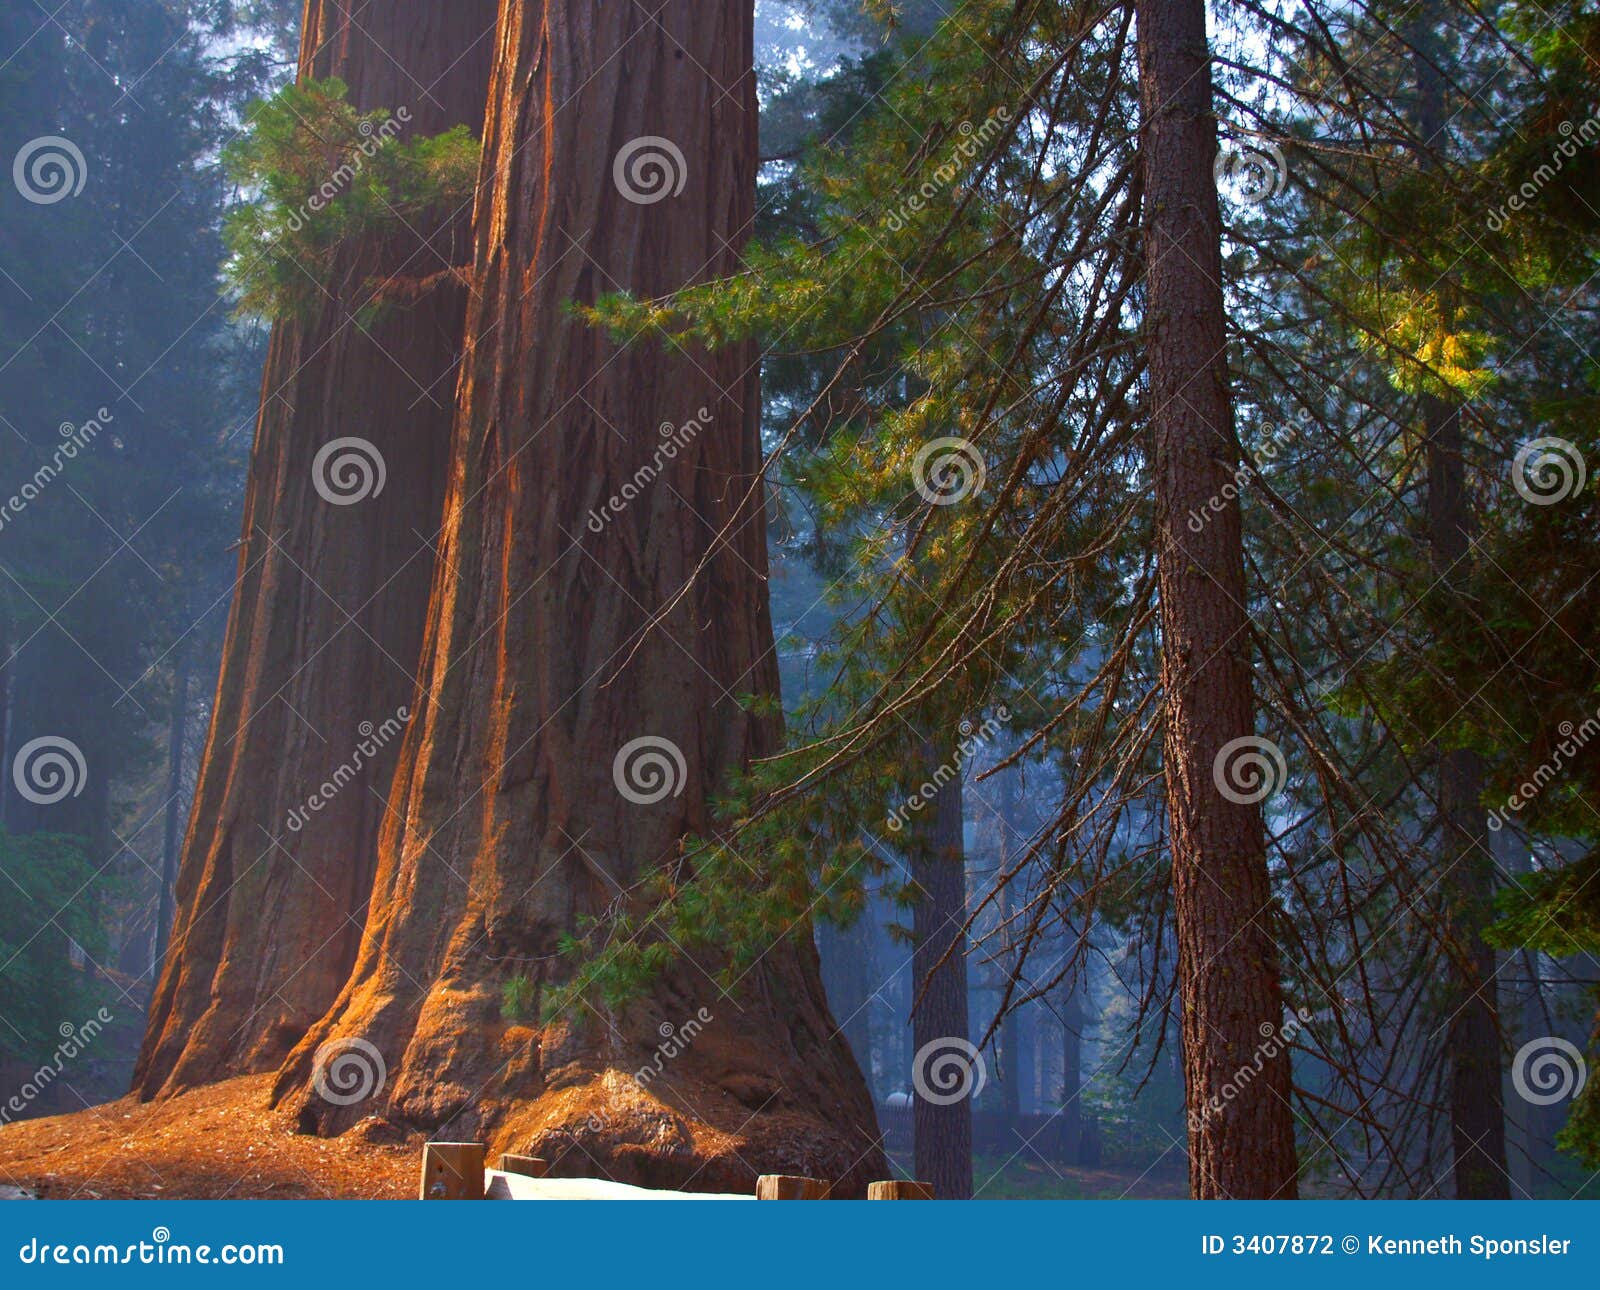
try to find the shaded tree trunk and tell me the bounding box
[911,737,974,1199]
[1136,0,1300,1199]
[1059,969,1083,1164]
[273,0,882,1195]
[150,645,190,981]
[134,0,498,1096]
[818,909,879,1102]
[1408,14,1509,1200]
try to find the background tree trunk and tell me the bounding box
[1407,12,1509,1200]
[273,0,883,1196]
[1137,0,1300,1199]
[134,0,498,1097]
[911,738,974,1198]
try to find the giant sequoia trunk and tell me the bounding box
[1137,0,1300,1199]
[135,0,498,1097]
[274,0,883,1195]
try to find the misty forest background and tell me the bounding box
[1,0,1598,1200]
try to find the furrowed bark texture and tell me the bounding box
[135,0,498,1097]
[273,0,883,1196]
[1137,0,1300,1199]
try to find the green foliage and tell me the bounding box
[0,830,110,1063]
[221,77,480,319]
[500,974,537,1022]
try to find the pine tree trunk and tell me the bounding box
[1136,0,1300,1199]
[1060,970,1083,1163]
[1425,391,1508,1198]
[273,0,882,1195]
[911,738,974,1199]
[134,0,497,1097]
[1407,12,1509,1199]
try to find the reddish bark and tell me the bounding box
[1137,0,1300,1198]
[135,0,498,1097]
[273,0,883,1195]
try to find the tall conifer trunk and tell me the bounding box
[274,0,882,1195]
[1137,0,1300,1198]
[135,0,498,1096]
[1407,12,1509,1199]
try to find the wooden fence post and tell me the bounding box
[499,1154,550,1179]
[420,1142,485,1200]
[868,1179,935,1199]
[755,1174,829,1199]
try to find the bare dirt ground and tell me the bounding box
[0,1074,419,1199]
[0,1074,1189,1200]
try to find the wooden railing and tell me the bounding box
[419,1143,936,1200]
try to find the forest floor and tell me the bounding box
[0,1075,1194,1200]
[0,1075,418,1199]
